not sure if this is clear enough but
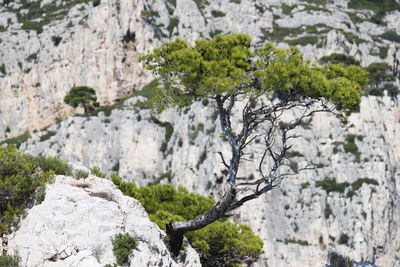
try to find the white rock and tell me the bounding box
[6,175,201,267]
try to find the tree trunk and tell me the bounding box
[166,184,237,255]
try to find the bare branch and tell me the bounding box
[218,151,230,169]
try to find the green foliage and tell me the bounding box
[316,178,350,194]
[328,251,353,267]
[0,253,20,267]
[39,131,56,142]
[0,146,64,235]
[339,30,365,44]
[139,34,367,116]
[7,0,94,33]
[211,10,226,17]
[112,175,214,219]
[91,166,106,178]
[286,36,319,46]
[363,62,398,97]
[193,0,209,10]
[64,86,99,113]
[0,64,5,75]
[150,117,174,154]
[35,155,72,175]
[351,178,378,191]
[283,238,309,246]
[338,233,349,245]
[348,0,400,25]
[167,17,179,37]
[111,233,137,266]
[324,203,333,218]
[379,30,400,42]
[0,131,30,149]
[112,175,263,266]
[74,170,89,179]
[320,53,360,66]
[187,221,264,267]
[300,182,310,190]
[196,148,207,169]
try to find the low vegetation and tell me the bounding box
[111,174,263,267]
[328,251,353,267]
[0,253,20,267]
[111,233,138,266]
[0,146,71,235]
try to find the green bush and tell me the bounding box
[0,131,31,149]
[74,170,89,179]
[0,146,63,235]
[0,64,5,75]
[35,156,71,175]
[112,233,137,265]
[351,178,379,191]
[112,175,263,266]
[91,166,106,178]
[324,204,333,218]
[39,131,56,142]
[0,253,20,267]
[211,10,226,17]
[338,233,349,245]
[328,251,353,267]
[320,53,360,66]
[364,62,397,97]
[188,221,264,267]
[316,178,350,194]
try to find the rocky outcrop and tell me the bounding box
[1,0,399,140]
[4,169,201,267]
[20,95,400,266]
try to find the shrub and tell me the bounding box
[364,62,397,97]
[112,175,263,266]
[0,253,20,267]
[51,36,62,46]
[211,10,226,17]
[320,53,360,66]
[351,178,378,191]
[39,131,56,142]
[0,131,30,148]
[35,155,71,175]
[0,64,5,75]
[328,251,353,267]
[316,178,349,194]
[112,233,137,265]
[0,146,58,235]
[324,204,333,218]
[91,166,106,178]
[380,30,400,42]
[338,233,349,245]
[188,222,264,267]
[75,170,89,179]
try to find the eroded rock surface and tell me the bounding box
[6,172,201,267]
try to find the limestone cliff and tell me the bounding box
[19,95,400,266]
[4,168,201,267]
[1,0,400,140]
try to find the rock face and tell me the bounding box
[2,0,400,266]
[20,95,400,267]
[5,171,201,267]
[1,0,400,140]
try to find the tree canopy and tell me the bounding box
[139,34,368,256]
[140,34,367,115]
[64,86,99,113]
[112,174,263,266]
